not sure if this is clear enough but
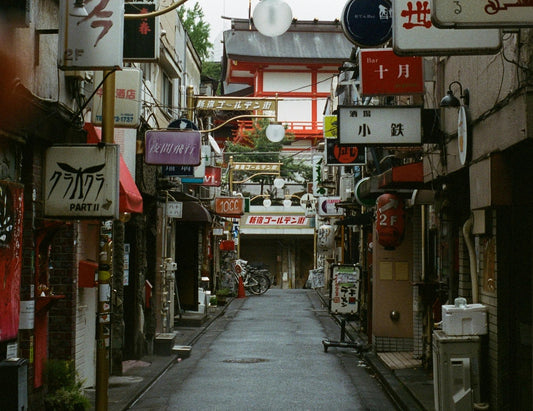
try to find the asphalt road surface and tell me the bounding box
[129,289,397,410]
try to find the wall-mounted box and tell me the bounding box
[78,260,98,288]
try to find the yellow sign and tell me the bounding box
[323,115,338,139]
[196,97,278,112]
[232,162,281,172]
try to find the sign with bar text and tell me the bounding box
[432,0,533,28]
[338,105,422,145]
[58,0,124,70]
[359,48,424,96]
[393,0,502,55]
[144,130,201,165]
[44,144,120,218]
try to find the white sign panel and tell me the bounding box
[318,196,343,216]
[330,265,361,315]
[338,106,422,145]
[92,69,142,127]
[432,0,533,27]
[58,0,124,70]
[19,300,35,330]
[166,202,183,218]
[44,145,120,218]
[393,0,501,55]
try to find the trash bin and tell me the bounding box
[0,358,28,410]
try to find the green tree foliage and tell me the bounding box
[225,119,312,192]
[178,2,213,63]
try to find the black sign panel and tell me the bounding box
[325,139,366,166]
[124,3,157,61]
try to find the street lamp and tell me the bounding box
[253,0,293,37]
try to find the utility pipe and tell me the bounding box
[462,214,479,303]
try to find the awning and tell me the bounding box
[84,123,143,214]
[180,201,212,223]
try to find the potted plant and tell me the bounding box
[215,288,231,305]
[43,359,90,411]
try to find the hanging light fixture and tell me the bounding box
[253,0,293,37]
[265,122,285,142]
[440,81,469,107]
[70,0,89,17]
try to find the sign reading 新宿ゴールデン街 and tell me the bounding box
[144,130,201,165]
[44,145,120,218]
[338,106,422,145]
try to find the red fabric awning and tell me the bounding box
[84,123,143,214]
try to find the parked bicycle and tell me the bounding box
[233,259,271,295]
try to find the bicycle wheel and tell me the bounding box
[249,273,270,295]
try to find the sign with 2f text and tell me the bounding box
[338,106,421,145]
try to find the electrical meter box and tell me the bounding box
[442,303,487,335]
[0,358,28,410]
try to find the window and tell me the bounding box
[162,73,173,115]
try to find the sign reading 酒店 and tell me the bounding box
[58,0,123,70]
[44,145,120,218]
[144,130,201,165]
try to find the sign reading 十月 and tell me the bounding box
[338,106,422,145]
[44,144,120,218]
[58,0,123,70]
[359,48,424,96]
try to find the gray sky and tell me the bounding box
[190,0,350,59]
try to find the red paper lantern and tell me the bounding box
[376,193,405,249]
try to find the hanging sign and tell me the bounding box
[392,0,501,55]
[58,0,124,70]
[341,0,392,47]
[196,97,278,112]
[44,144,120,218]
[144,130,201,165]
[359,48,424,96]
[215,197,245,217]
[124,3,158,61]
[432,0,533,28]
[203,166,222,187]
[317,196,343,216]
[323,115,338,139]
[91,68,142,128]
[338,106,421,145]
[325,139,366,166]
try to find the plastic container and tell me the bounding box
[442,299,487,335]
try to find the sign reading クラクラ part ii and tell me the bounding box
[44,145,120,219]
[58,0,124,70]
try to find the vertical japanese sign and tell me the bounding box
[92,68,142,127]
[330,264,361,315]
[0,183,23,342]
[392,0,501,55]
[124,2,158,60]
[44,145,120,218]
[338,106,422,145]
[359,48,424,96]
[58,0,124,70]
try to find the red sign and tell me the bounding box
[359,48,424,96]
[0,183,23,342]
[203,166,221,187]
[376,193,405,250]
[215,197,244,216]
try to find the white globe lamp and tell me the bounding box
[262,197,272,208]
[273,177,285,189]
[283,198,292,208]
[266,123,285,142]
[253,0,293,37]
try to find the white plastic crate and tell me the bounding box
[442,301,487,336]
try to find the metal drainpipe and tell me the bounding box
[462,214,479,303]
